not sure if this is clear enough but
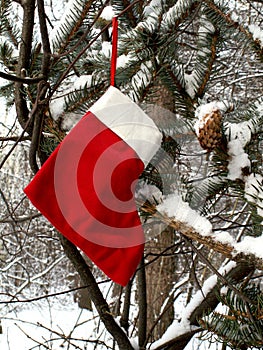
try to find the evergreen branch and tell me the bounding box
[203,0,263,58]
[196,30,218,98]
[152,262,255,350]
[165,65,193,103]
[117,0,139,27]
[4,19,19,47]
[161,0,200,33]
[212,310,263,321]
[139,201,263,270]
[51,0,111,58]
[52,0,96,54]
[50,0,141,97]
[0,0,19,46]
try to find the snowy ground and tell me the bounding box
[0,302,234,350]
[0,303,98,350]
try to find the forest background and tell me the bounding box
[0,0,263,349]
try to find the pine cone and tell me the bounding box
[196,109,222,151]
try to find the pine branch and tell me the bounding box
[196,28,218,98]
[50,0,142,98]
[203,0,263,59]
[52,0,95,54]
[152,261,255,350]
[140,201,263,270]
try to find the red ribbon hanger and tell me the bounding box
[110,16,118,87]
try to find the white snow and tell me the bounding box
[213,231,235,245]
[49,75,93,120]
[149,318,193,349]
[199,20,215,35]
[0,304,96,350]
[117,53,132,68]
[157,194,213,236]
[185,72,198,99]
[183,261,236,320]
[73,74,93,89]
[149,261,236,350]
[136,11,159,33]
[225,121,254,181]
[235,235,263,260]
[136,182,162,202]
[100,6,115,21]
[227,139,251,180]
[101,41,112,57]
[249,24,263,48]
[225,121,253,147]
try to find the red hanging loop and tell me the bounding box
[110,16,118,87]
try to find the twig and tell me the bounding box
[0,71,44,84]
[0,135,31,142]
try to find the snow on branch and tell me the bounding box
[185,15,217,99]
[49,0,93,52]
[157,194,212,236]
[140,194,263,269]
[161,0,196,32]
[100,5,115,21]
[203,0,262,55]
[248,24,263,49]
[148,261,237,350]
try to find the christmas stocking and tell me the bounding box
[24,86,162,286]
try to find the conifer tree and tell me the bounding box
[0,0,262,349]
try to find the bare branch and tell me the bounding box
[14,0,36,131]
[0,135,31,142]
[0,71,45,84]
[137,257,147,348]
